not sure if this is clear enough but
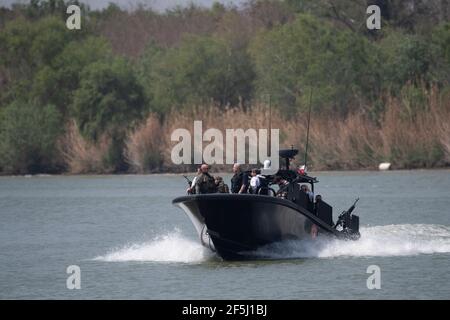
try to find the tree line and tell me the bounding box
[0,0,449,174]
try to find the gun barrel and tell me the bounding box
[347,198,359,214]
[183,175,192,186]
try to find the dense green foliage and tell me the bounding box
[71,58,146,141]
[0,103,62,173]
[251,14,380,113]
[0,0,449,173]
[140,35,255,112]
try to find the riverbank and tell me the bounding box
[1,4,450,176]
[2,76,450,175]
[2,167,449,178]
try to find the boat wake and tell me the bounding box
[94,224,450,263]
[93,228,212,263]
[251,224,450,259]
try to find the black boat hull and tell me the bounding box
[173,194,346,260]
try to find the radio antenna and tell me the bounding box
[268,94,272,157]
[304,89,313,170]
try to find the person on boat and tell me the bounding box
[274,176,288,186]
[187,167,201,194]
[300,184,314,202]
[231,163,249,194]
[215,176,230,193]
[256,160,273,195]
[274,176,289,198]
[249,169,261,194]
[195,164,217,194]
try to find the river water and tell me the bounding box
[1,170,449,299]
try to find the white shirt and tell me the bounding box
[191,176,198,188]
[250,176,260,188]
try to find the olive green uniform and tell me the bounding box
[216,181,230,193]
[195,172,217,194]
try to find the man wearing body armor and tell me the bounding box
[195,164,217,194]
[231,163,249,194]
[215,176,230,193]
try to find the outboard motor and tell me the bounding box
[334,198,360,239]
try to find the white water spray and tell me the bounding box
[94,228,212,263]
[252,224,450,259]
[94,224,450,263]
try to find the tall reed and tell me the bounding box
[61,88,450,173]
[58,121,113,173]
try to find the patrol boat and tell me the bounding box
[172,148,361,260]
